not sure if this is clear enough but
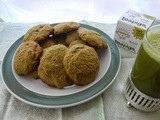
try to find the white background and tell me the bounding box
[0,0,160,23]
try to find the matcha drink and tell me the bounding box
[131,25,160,98]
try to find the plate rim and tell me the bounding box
[1,23,121,108]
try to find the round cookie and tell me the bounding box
[14,41,43,75]
[23,24,54,43]
[78,27,108,49]
[53,22,80,35]
[63,44,100,85]
[38,44,72,89]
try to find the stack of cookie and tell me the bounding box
[14,22,108,89]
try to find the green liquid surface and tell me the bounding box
[131,30,160,98]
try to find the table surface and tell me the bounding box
[0,20,160,120]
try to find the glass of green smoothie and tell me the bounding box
[131,24,160,98]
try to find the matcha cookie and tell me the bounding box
[38,44,72,89]
[53,22,80,35]
[78,27,108,49]
[14,41,43,75]
[23,24,54,43]
[63,44,100,85]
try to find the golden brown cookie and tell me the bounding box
[23,24,54,43]
[63,44,100,85]
[78,27,108,49]
[14,41,43,75]
[38,44,73,89]
[53,22,80,35]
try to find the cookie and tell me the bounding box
[63,44,100,85]
[78,27,108,49]
[38,44,73,89]
[66,30,81,45]
[23,24,54,43]
[53,22,80,35]
[14,41,43,75]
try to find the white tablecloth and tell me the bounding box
[0,21,160,120]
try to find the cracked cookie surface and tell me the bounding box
[14,41,43,75]
[63,44,100,85]
[23,24,53,43]
[78,27,108,49]
[38,44,72,89]
[53,22,80,35]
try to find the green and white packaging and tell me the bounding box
[114,10,155,53]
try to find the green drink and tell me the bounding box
[131,25,160,98]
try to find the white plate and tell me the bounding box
[12,47,111,96]
[1,23,121,108]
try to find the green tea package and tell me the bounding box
[114,9,155,53]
